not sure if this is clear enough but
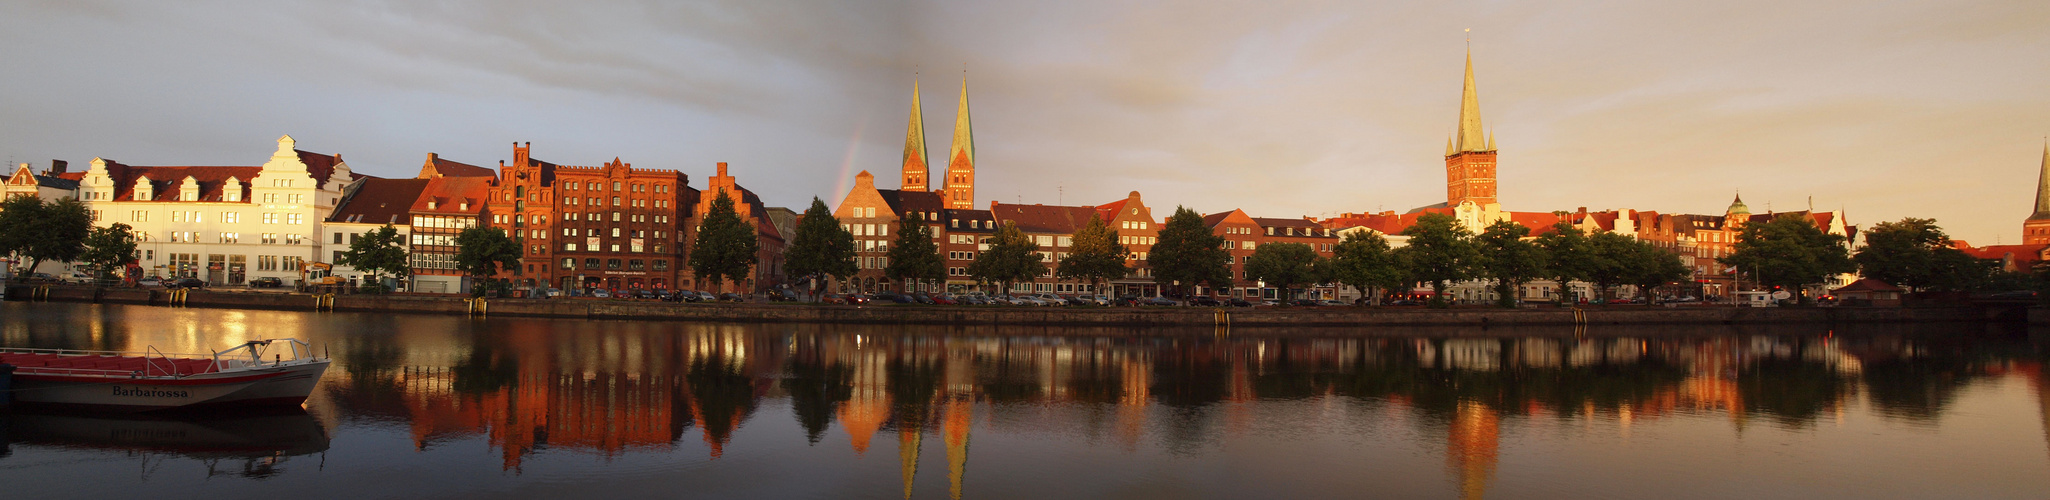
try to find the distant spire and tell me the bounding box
[949,74,974,171]
[1445,137,1456,156]
[902,80,929,191]
[1453,41,1489,153]
[2033,140,2050,220]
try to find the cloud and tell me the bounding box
[0,0,2044,244]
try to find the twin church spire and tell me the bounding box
[901,75,977,210]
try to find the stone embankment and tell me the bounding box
[5,283,2016,328]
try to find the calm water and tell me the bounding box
[1,302,2047,499]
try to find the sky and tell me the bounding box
[2,1,2046,244]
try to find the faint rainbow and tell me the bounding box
[830,119,866,207]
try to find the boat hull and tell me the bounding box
[11,360,331,411]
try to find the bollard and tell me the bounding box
[0,363,14,407]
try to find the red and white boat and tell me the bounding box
[0,339,329,411]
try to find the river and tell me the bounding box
[1,302,2047,499]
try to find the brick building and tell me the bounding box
[486,143,697,292]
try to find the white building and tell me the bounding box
[74,135,356,285]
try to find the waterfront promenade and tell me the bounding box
[5,283,2014,329]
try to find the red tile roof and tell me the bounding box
[413,176,493,215]
[990,202,1101,234]
[418,153,495,179]
[330,178,430,225]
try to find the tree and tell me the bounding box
[1582,231,1638,302]
[967,221,1045,296]
[1395,213,1476,308]
[884,215,945,293]
[1147,206,1230,298]
[1534,219,1590,305]
[1624,240,1691,304]
[455,226,520,296]
[1719,215,1855,304]
[1056,216,1130,296]
[337,224,410,292]
[783,197,857,300]
[0,196,90,275]
[1245,242,1320,302]
[1854,218,1988,292]
[77,222,139,282]
[1326,231,1407,305]
[690,189,761,293]
[1472,220,1546,308]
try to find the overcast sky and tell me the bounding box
[3,1,2046,244]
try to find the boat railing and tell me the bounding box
[0,345,214,359]
[210,339,322,372]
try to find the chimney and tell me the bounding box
[50,159,67,174]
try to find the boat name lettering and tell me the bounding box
[111,386,190,398]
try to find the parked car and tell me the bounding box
[166,278,207,289]
[846,294,872,305]
[822,293,849,304]
[590,289,612,298]
[932,294,959,305]
[719,293,746,302]
[769,289,798,302]
[1190,296,1223,307]
[248,277,284,288]
[1387,299,1423,306]
[137,277,165,288]
[1138,297,1179,306]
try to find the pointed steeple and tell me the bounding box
[944,74,976,210]
[1454,48,1489,153]
[902,80,929,191]
[1446,137,1456,156]
[949,76,974,172]
[2032,141,2050,220]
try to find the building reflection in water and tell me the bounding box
[295,320,2047,497]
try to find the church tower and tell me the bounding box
[901,81,930,192]
[2024,142,2050,245]
[943,75,976,210]
[1445,46,1499,208]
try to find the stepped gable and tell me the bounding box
[330,178,430,225]
[296,150,344,186]
[990,202,1099,234]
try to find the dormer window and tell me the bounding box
[459,202,469,211]
[428,201,438,209]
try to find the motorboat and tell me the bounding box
[0,339,329,411]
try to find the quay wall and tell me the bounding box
[5,284,2010,327]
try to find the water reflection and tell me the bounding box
[1,407,331,479]
[3,303,2049,498]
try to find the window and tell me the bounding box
[584,258,599,269]
[285,234,304,245]
[629,259,644,270]
[287,214,303,225]
[263,193,277,203]
[220,233,239,244]
[263,213,277,224]
[132,210,149,222]
[653,260,668,271]
[262,233,277,244]
[562,258,575,269]
[333,232,344,244]
[612,181,621,191]
[222,212,239,224]
[258,255,278,271]
[565,243,578,251]
[171,211,185,223]
[611,196,621,206]
[272,179,293,188]
[607,259,622,269]
[288,194,304,204]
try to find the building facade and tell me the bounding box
[72,135,353,285]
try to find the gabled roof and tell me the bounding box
[418,153,495,179]
[943,209,997,234]
[990,202,1101,234]
[330,178,430,225]
[1832,278,1904,293]
[412,176,493,215]
[877,189,944,218]
[97,161,264,202]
